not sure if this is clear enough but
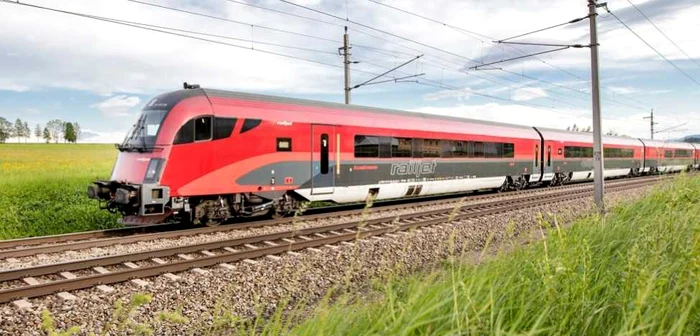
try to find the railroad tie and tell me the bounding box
[286,251,301,256]
[177,254,194,260]
[306,247,323,253]
[244,244,259,249]
[162,273,181,282]
[340,242,355,247]
[59,272,77,280]
[191,268,209,275]
[151,258,168,265]
[314,233,327,238]
[266,255,282,261]
[93,266,110,274]
[12,300,32,311]
[243,259,258,265]
[223,247,239,253]
[324,244,339,250]
[298,236,313,241]
[5,258,20,263]
[56,292,77,302]
[263,241,279,246]
[131,279,149,287]
[96,285,115,293]
[329,231,342,235]
[123,262,140,269]
[200,250,216,257]
[22,277,40,286]
[282,238,295,243]
[219,263,236,270]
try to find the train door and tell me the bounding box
[311,124,336,195]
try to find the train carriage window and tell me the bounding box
[665,150,673,158]
[504,143,515,158]
[354,135,379,157]
[379,137,392,158]
[675,149,692,158]
[213,117,237,140]
[320,134,329,174]
[473,142,484,158]
[423,139,440,157]
[240,119,262,134]
[276,138,292,152]
[173,119,194,145]
[441,140,452,158]
[391,137,412,157]
[194,116,212,141]
[547,146,551,167]
[484,142,499,158]
[451,141,467,157]
[412,138,423,158]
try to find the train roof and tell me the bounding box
[163,87,691,147]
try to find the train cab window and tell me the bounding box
[173,119,194,145]
[276,138,292,152]
[320,134,329,174]
[213,117,237,140]
[354,135,379,157]
[379,137,392,158]
[194,116,212,141]
[240,119,262,134]
[391,138,412,157]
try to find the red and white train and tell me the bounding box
[87,84,699,225]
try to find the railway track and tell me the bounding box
[0,174,666,260]
[0,175,662,304]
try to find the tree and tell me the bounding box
[35,124,42,139]
[72,122,81,143]
[22,121,30,143]
[46,119,64,144]
[14,118,23,143]
[42,127,51,143]
[64,122,76,143]
[0,117,12,143]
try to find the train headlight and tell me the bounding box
[144,158,165,183]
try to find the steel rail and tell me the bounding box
[0,177,661,303]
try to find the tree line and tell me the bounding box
[0,117,81,144]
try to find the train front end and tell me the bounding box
[87,87,203,225]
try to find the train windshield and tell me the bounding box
[117,109,168,152]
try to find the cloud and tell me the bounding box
[423,88,472,101]
[78,129,126,143]
[90,95,141,117]
[512,88,548,101]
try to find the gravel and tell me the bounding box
[0,184,654,335]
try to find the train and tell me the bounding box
[87,84,699,225]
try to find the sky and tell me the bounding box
[0,0,699,143]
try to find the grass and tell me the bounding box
[0,144,120,239]
[260,174,700,335]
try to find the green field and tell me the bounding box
[256,174,700,335]
[0,144,120,239]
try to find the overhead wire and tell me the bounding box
[0,0,403,79]
[605,6,700,87]
[365,0,653,111]
[625,0,700,70]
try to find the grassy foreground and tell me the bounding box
[0,144,120,239]
[259,174,700,335]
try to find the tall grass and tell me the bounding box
[268,174,700,335]
[0,144,120,239]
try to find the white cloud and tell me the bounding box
[423,88,472,101]
[90,95,141,117]
[78,129,126,143]
[512,88,548,101]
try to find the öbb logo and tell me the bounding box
[390,160,437,177]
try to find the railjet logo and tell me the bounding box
[390,160,437,177]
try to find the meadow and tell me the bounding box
[0,144,120,239]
